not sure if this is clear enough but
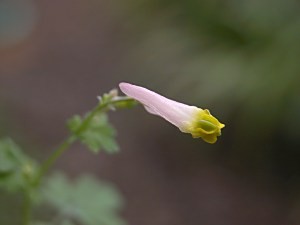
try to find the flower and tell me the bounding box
[119,82,225,144]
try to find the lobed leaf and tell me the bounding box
[67,114,119,153]
[0,138,37,192]
[40,173,126,225]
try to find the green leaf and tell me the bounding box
[0,138,37,192]
[40,173,126,225]
[67,114,119,154]
[66,115,82,133]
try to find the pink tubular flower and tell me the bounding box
[119,82,225,144]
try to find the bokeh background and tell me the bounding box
[1,0,300,224]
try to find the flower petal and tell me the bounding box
[119,82,225,144]
[119,82,199,130]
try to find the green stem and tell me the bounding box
[33,136,76,186]
[33,96,134,186]
[22,96,134,225]
[22,190,32,225]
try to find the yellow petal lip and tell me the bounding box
[185,109,225,144]
[202,134,218,144]
[198,120,218,134]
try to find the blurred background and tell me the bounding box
[1,0,300,224]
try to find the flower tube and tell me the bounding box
[119,82,225,144]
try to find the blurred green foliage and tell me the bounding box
[38,173,125,225]
[0,91,132,225]
[0,135,125,225]
[127,0,300,184]
[0,138,37,192]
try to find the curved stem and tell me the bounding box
[33,136,76,186]
[33,96,134,186]
[22,95,135,225]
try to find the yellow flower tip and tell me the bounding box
[186,109,225,144]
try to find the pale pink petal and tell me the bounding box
[119,82,200,131]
